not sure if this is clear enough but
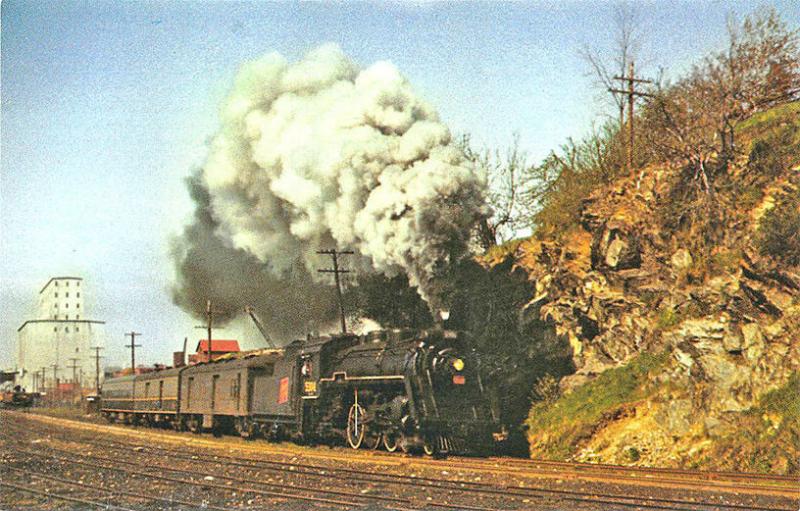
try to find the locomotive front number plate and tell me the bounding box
[304,381,317,394]
[452,375,466,385]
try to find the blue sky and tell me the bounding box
[2,0,798,369]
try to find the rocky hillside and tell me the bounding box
[488,102,800,473]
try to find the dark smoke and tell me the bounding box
[170,171,340,340]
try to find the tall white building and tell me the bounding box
[17,277,105,391]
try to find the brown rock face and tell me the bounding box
[505,111,800,470]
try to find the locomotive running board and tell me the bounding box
[318,372,405,383]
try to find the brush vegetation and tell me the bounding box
[526,351,670,460]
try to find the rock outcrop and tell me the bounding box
[494,104,800,472]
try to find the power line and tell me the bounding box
[317,249,354,334]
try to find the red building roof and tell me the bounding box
[195,340,240,353]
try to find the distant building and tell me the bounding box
[17,277,105,391]
[188,339,240,364]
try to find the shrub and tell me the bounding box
[757,195,800,267]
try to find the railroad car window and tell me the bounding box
[145,382,150,398]
[66,292,69,297]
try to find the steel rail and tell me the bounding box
[5,447,382,507]
[488,457,799,483]
[4,412,796,511]
[4,466,236,511]
[15,410,795,496]
[0,480,137,511]
[5,426,789,511]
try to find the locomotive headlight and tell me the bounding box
[452,358,464,371]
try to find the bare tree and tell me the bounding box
[461,134,538,249]
[580,2,643,132]
[641,7,800,193]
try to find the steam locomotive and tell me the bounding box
[101,328,498,455]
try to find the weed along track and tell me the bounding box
[2,411,797,511]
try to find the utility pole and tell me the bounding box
[67,357,80,401]
[40,367,47,392]
[125,332,142,374]
[609,61,653,172]
[33,371,38,394]
[195,301,224,363]
[90,346,104,394]
[51,363,59,403]
[317,249,354,334]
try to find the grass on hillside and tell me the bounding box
[735,101,800,139]
[526,351,670,459]
[708,372,800,474]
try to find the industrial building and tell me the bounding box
[16,277,105,391]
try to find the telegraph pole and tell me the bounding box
[40,367,47,392]
[195,301,224,362]
[609,61,653,172]
[317,249,354,334]
[51,363,59,403]
[90,346,104,394]
[125,332,142,374]
[67,357,80,401]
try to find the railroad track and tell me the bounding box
[3,467,237,511]
[485,457,799,484]
[12,410,798,495]
[0,479,139,511]
[1,424,506,511]
[3,412,797,511]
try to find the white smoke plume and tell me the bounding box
[173,44,487,331]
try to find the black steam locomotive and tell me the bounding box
[101,328,498,455]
